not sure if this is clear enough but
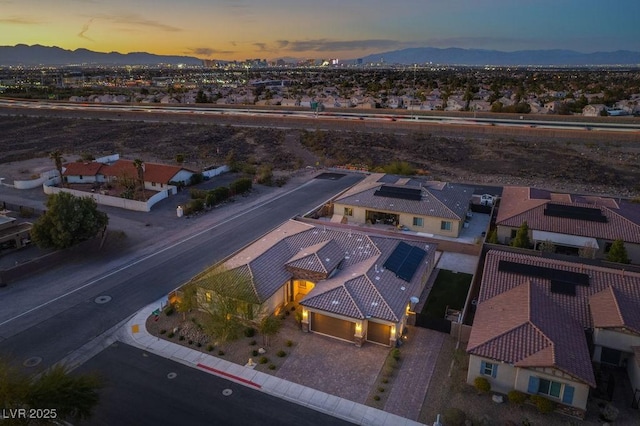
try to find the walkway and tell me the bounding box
[384,327,445,420]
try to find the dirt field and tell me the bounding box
[1,114,639,197]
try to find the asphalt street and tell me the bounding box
[74,342,354,426]
[0,172,362,375]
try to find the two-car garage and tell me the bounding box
[309,312,392,346]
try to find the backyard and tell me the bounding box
[421,270,473,319]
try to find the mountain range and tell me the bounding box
[0,44,203,66]
[1,44,640,67]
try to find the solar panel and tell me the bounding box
[498,260,589,288]
[384,242,427,283]
[397,246,427,282]
[374,185,422,201]
[383,242,412,273]
[550,280,577,296]
[543,203,607,223]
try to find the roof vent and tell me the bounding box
[331,300,339,305]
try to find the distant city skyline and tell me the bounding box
[2,0,639,61]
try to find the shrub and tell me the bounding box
[251,349,259,357]
[381,378,389,384]
[164,306,174,316]
[206,344,214,352]
[442,408,467,426]
[474,377,491,394]
[377,387,385,393]
[507,390,527,406]
[244,327,256,337]
[196,342,202,347]
[167,332,175,338]
[530,395,555,414]
[249,340,257,346]
[259,356,269,364]
[391,348,401,361]
[373,395,380,401]
[218,350,225,356]
[229,177,252,195]
[178,335,185,341]
[188,340,193,345]
[276,350,286,358]
[159,329,167,335]
[286,340,293,347]
[190,189,207,199]
[268,364,276,370]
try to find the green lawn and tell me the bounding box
[421,270,473,319]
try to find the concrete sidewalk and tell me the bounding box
[115,299,426,426]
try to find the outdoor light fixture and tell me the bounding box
[302,309,308,319]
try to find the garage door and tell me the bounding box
[310,312,355,342]
[367,322,391,346]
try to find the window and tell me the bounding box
[480,361,497,378]
[344,207,353,217]
[528,376,575,405]
[440,221,452,231]
[511,229,518,239]
[79,175,83,180]
[538,378,562,398]
[413,217,424,227]
[151,182,156,187]
[604,242,613,253]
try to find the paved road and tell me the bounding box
[0,173,362,375]
[74,342,354,426]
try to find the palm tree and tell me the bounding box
[133,159,145,200]
[49,150,64,187]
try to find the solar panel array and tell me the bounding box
[543,203,607,223]
[383,241,427,282]
[498,260,590,296]
[374,185,422,201]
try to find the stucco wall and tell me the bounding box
[335,202,462,237]
[467,355,590,410]
[43,184,170,212]
[203,165,230,178]
[13,170,59,190]
[593,329,640,358]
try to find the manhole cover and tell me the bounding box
[94,295,112,304]
[23,357,42,367]
[167,372,177,379]
[222,389,233,396]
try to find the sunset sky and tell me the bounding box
[2,0,639,61]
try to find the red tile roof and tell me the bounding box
[62,162,104,176]
[590,286,640,334]
[468,280,596,386]
[101,159,189,184]
[497,186,640,244]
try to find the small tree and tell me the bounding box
[607,239,630,264]
[538,239,556,254]
[579,242,597,259]
[175,283,197,321]
[258,315,282,347]
[510,221,531,248]
[487,229,499,244]
[49,150,65,187]
[32,192,108,249]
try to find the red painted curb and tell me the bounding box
[197,363,262,388]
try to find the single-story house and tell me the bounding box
[192,219,437,347]
[467,250,640,417]
[63,159,196,191]
[495,186,640,264]
[332,174,473,238]
[0,215,32,251]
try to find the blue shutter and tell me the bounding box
[562,385,575,405]
[527,376,540,394]
[480,361,486,375]
[491,364,498,379]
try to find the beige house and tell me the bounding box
[332,174,472,238]
[496,187,640,264]
[192,219,437,347]
[467,250,640,417]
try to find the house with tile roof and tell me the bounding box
[332,174,473,238]
[192,219,437,347]
[62,158,195,191]
[467,249,640,416]
[496,186,640,264]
